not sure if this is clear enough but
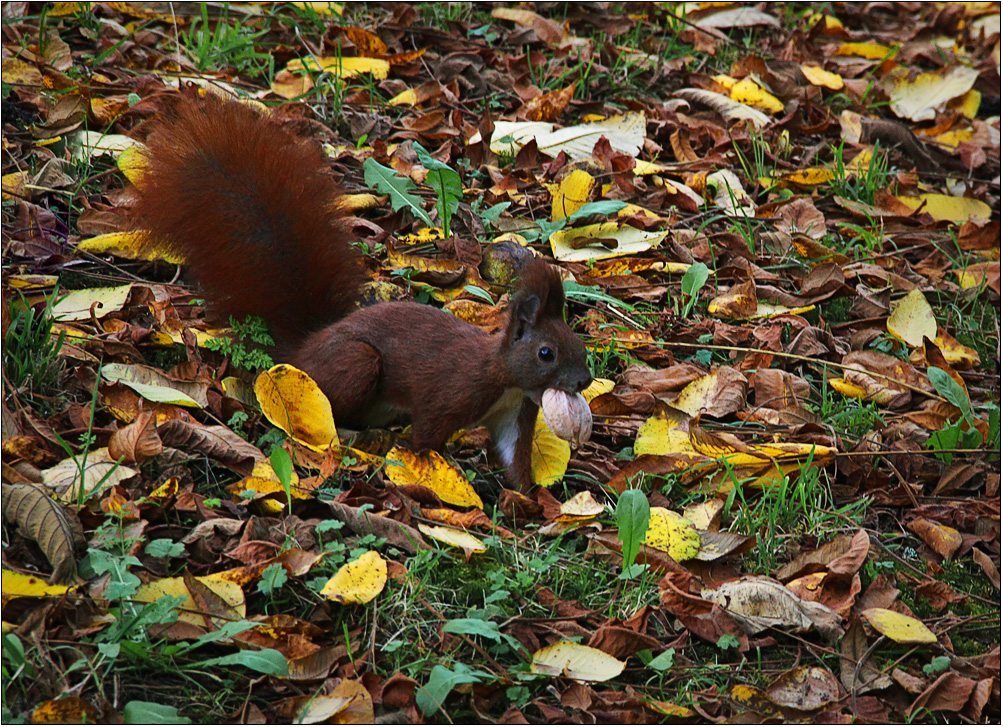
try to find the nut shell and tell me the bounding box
[541,389,593,446]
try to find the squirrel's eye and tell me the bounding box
[538,346,556,363]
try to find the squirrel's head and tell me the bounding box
[503,258,592,401]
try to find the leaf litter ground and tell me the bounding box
[2,2,1000,724]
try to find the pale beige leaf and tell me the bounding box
[531,640,625,681]
[887,290,937,347]
[52,284,133,322]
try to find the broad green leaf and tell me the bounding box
[197,648,289,675]
[646,648,676,671]
[122,701,191,725]
[270,447,293,488]
[363,157,433,226]
[567,199,628,221]
[681,262,709,316]
[616,489,650,573]
[443,617,504,641]
[927,367,971,418]
[417,664,487,717]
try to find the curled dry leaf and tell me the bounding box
[2,482,86,584]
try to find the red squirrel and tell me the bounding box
[131,91,592,487]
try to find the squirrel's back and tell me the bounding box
[132,91,363,343]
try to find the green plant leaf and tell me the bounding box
[616,489,650,575]
[568,200,628,221]
[414,143,462,236]
[927,367,971,419]
[417,664,486,717]
[122,701,191,725]
[363,158,433,226]
[178,620,258,654]
[646,647,676,671]
[443,617,504,641]
[270,446,293,487]
[463,285,494,303]
[681,262,709,317]
[197,648,289,676]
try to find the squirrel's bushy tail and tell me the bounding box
[132,90,363,343]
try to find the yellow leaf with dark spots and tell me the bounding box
[320,551,387,605]
[644,508,701,561]
[255,365,338,452]
[385,447,483,508]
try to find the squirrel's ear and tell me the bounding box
[508,292,541,341]
[517,258,565,320]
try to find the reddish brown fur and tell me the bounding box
[132,90,363,344]
[132,92,591,487]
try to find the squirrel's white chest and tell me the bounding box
[476,388,525,468]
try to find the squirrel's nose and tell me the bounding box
[577,373,593,392]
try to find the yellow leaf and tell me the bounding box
[2,171,29,201]
[1,570,74,601]
[634,407,696,457]
[297,680,374,724]
[320,551,387,605]
[286,56,389,79]
[79,231,184,264]
[933,127,974,149]
[116,144,148,184]
[764,167,835,190]
[255,365,339,452]
[828,377,869,400]
[933,328,980,369]
[887,289,937,347]
[750,302,816,319]
[644,507,701,561]
[947,89,981,119]
[531,412,571,487]
[674,88,771,129]
[834,42,896,60]
[388,88,417,106]
[531,640,626,681]
[417,523,487,554]
[861,608,938,644]
[713,75,784,114]
[135,574,245,628]
[551,169,595,221]
[895,194,991,223]
[800,65,844,90]
[582,377,615,401]
[288,2,344,16]
[385,447,483,508]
